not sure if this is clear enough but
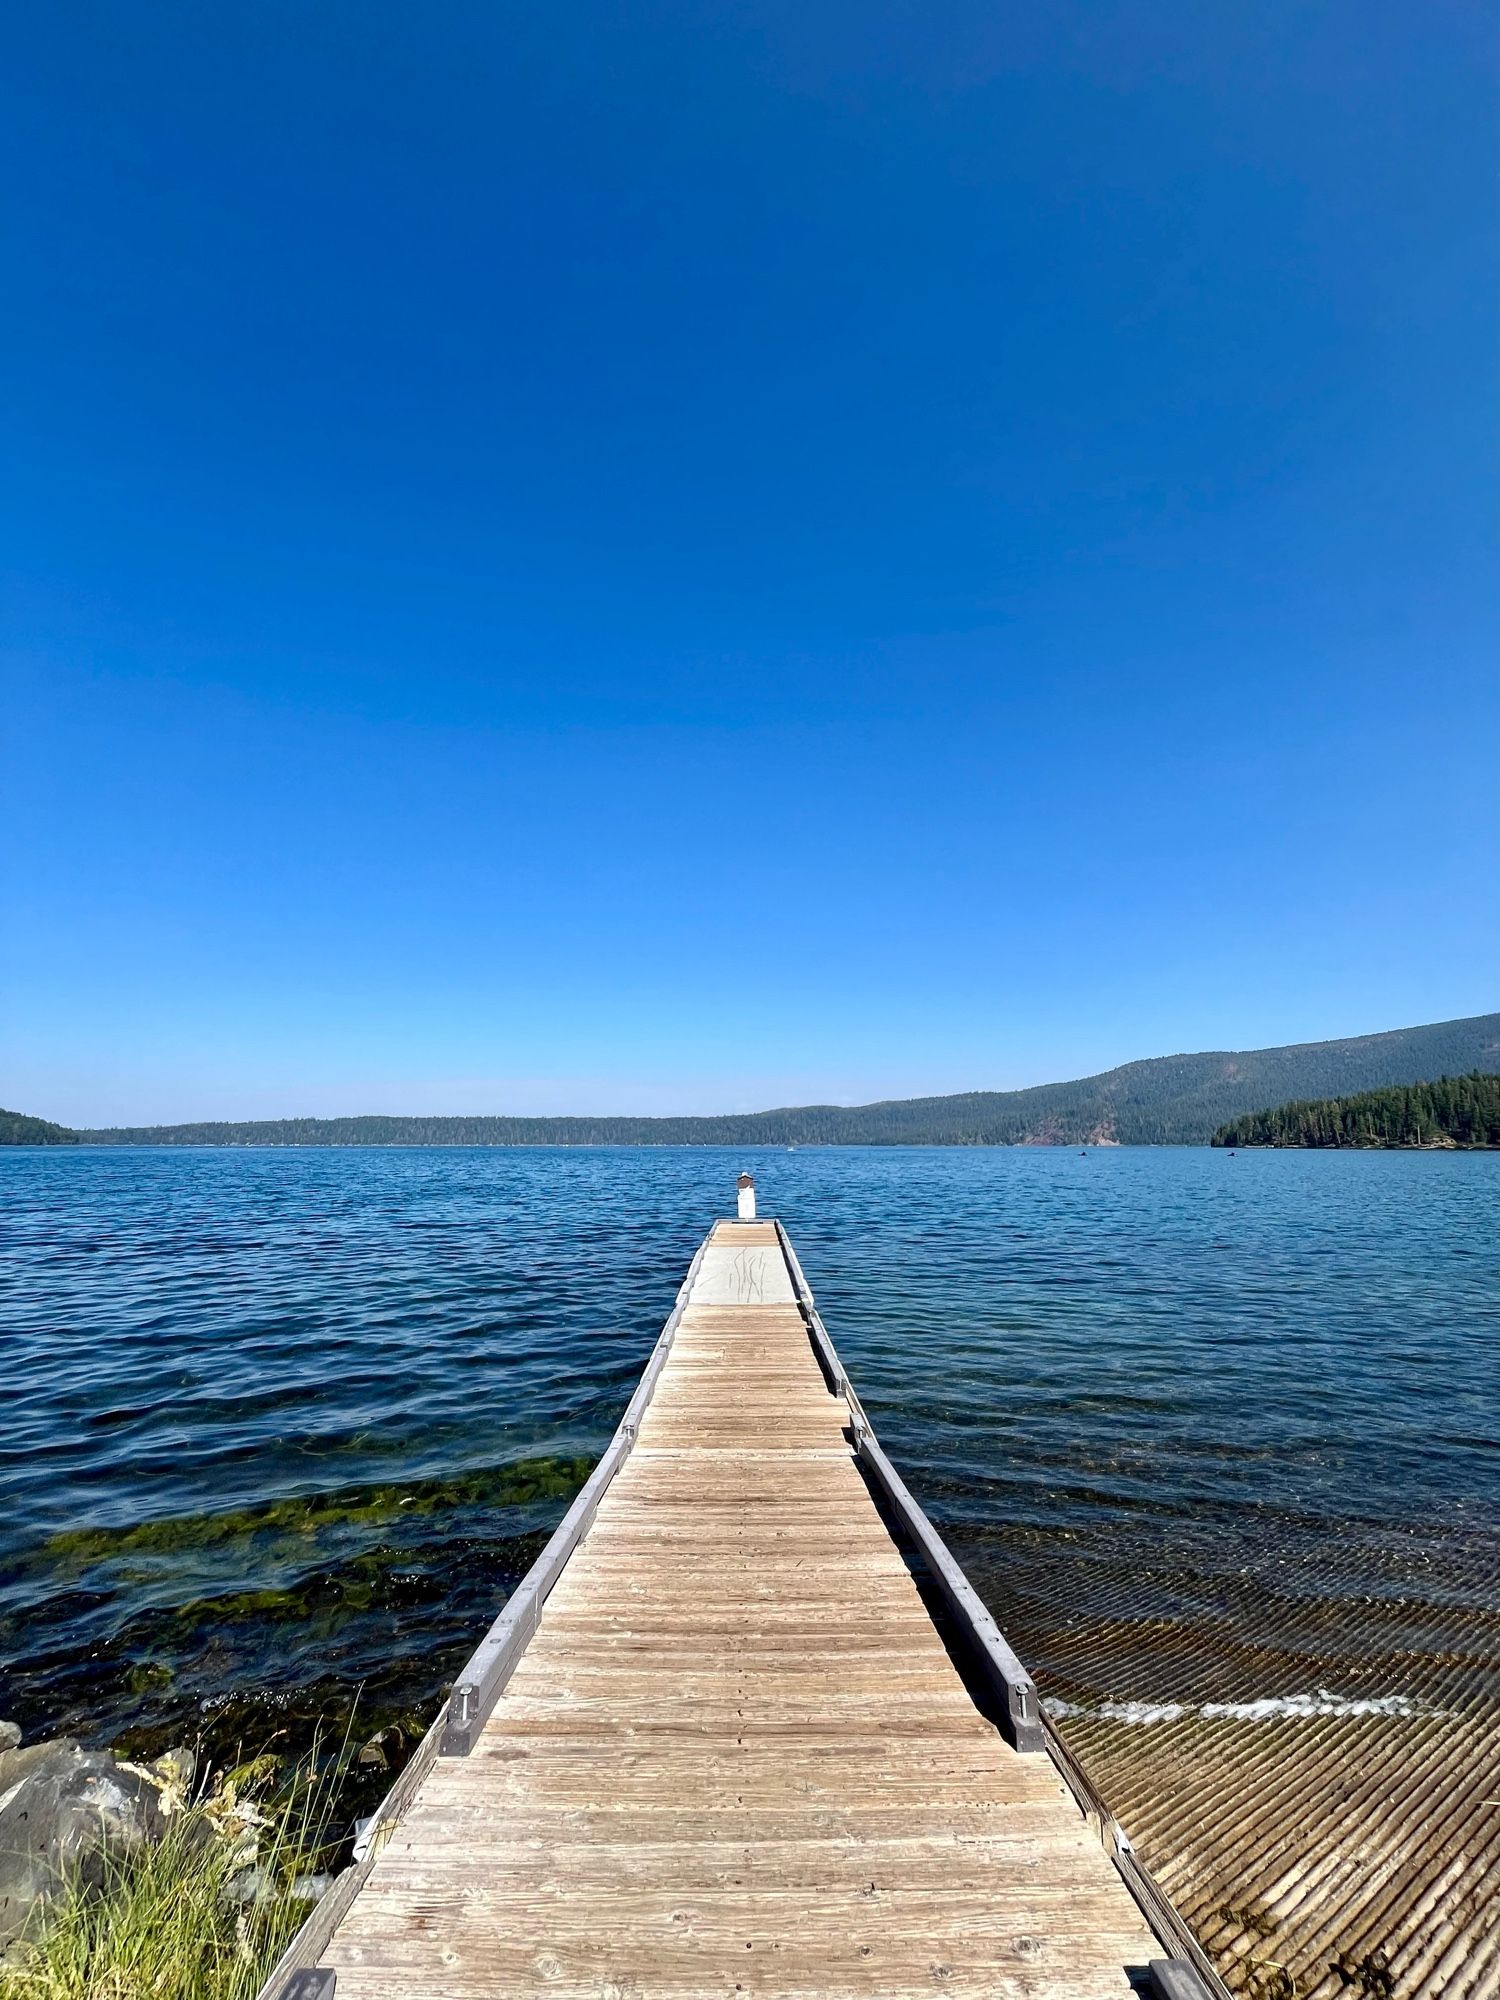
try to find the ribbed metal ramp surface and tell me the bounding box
[1029,1548,1500,2000]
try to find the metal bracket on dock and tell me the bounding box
[1150,1961,1216,2000]
[772,1221,1046,1755]
[275,1972,335,2000]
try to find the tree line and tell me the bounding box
[0,1107,78,1145]
[1212,1073,1500,1149]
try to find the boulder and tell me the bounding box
[0,1740,165,1944]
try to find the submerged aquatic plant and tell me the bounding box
[20,1451,592,1763]
[0,1747,345,2000]
[44,1453,596,1566]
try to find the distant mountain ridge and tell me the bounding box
[53,1010,1500,1148]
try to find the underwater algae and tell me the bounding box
[10,1454,599,1762]
[43,1454,596,1566]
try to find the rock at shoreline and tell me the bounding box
[0,1739,166,1945]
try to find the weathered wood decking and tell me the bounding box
[301,1218,1190,1999]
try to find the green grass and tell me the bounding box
[0,1752,344,2000]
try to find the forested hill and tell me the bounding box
[0,1107,79,1145]
[71,1010,1500,1148]
[1213,1074,1500,1149]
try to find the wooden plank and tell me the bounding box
[300,1214,1170,1999]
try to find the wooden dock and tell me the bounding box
[268,1212,1216,2000]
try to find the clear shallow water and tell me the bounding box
[1,1145,1496,1753]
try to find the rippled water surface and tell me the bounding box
[2,1145,1496,1754]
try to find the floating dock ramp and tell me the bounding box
[267,1210,1219,2000]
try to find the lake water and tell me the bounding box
[1,1145,1496,1759]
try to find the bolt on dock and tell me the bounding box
[265,1192,1219,2000]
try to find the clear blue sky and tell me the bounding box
[4,2,1496,1125]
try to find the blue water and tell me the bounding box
[1,1146,1496,1751]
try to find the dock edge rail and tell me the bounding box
[773,1220,1230,2000]
[773,1221,1046,1757]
